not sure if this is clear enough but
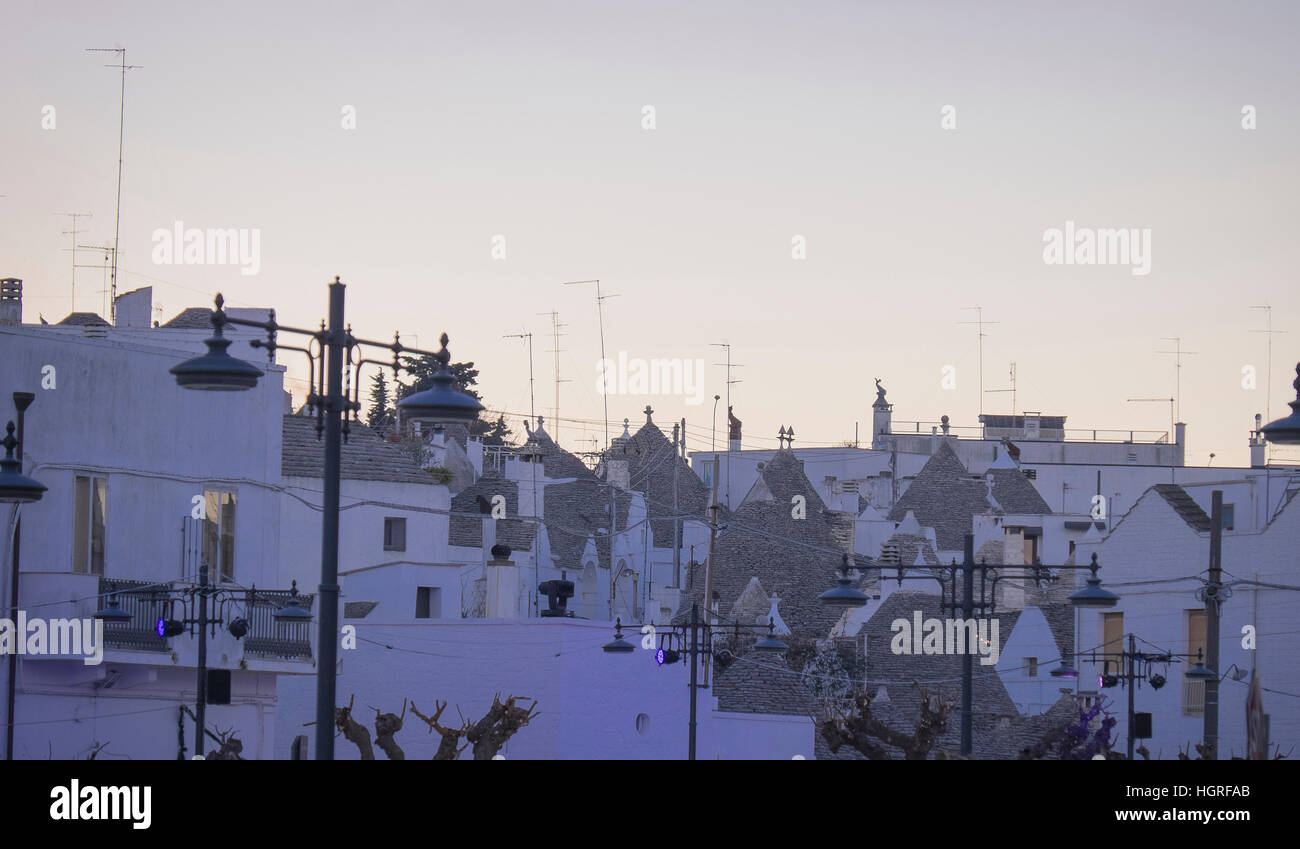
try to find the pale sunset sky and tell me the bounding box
[3,1,1298,465]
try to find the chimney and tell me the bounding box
[0,278,21,326]
[1174,421,1187,466]
[114,286,152,328]
[1250,414,1267,468]
[604,456,629,490]
[1023,411,1041,439]
[484,544,521,619]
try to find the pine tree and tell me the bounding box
[367,371,394,430]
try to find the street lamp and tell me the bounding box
[1069,637,1215,758]
[1261,363,1300,444]
[602,603,788,759]
[168,279,482,759]
[1068,554,1120,608]
[1184,648,1217,681]
[0,423,45,503]
[817,538,1119,756]
[92,567,312,757]
[818,554,870,607]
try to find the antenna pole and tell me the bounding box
[503,331,536,423]
[540,310,569,445]
[960,306,999,416]
[55,212,92,312]
[87,47,142,324]
[563,280,617,450]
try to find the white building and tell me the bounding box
[1,285,312,760]
[1076,483,1300,759]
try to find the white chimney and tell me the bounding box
[0,278,20,326]
[1250,414,1267,468]
[484,545,521,619]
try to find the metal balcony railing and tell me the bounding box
[243,589,314,660]
[97,578,170,652]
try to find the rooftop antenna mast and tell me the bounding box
[74,243,116,318]
[503,330,536,424]
[563,279,618,450]
[1126,397,1175,441]
[55,212,92,313]
[710,342,743,510]
[86,47,142,325]
[539,310,570,445]
[1251,305,1286,429]
[960,306,998,415]
[1157,337,1198,425]
[984,361,1016,415]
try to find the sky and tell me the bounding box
[3,0,1299,466]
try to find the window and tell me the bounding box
[202,490,236,583]
[384,517,407,552]
[1184,609,1207,716]
[73,475,107,574]
[416,586,441,619]
[1026,657,1038,677]
[1221,504,1235,532]
[1102,612,1124,676]
[1022,532,1039,565]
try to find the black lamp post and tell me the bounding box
[1070,636,1214,758]
[94,567,312,757]
[168,279,481,759]
[2,393,41,762]
[603,603,787,760]
[818,537,1118,757]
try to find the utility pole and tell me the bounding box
[701,455,720,687]
[1203,490,1224,759]
[672,421,681,588]
[563,280,617,450]
[86,48,142,324]
[960,534,974,756]
[54,212,92,312]
[195,560,209,757]
[960,307,998,416]
[539,310,568,445]
[1157,337,1198,426]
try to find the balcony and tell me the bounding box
[243,589,314,660]
[96,578,313,661]
[98,578,169,652]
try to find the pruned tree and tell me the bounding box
[205,728,244,760]
[819,686,953,760]
[371,699,407,760]
[410,700,469,761]
[339,694,539,760]
[334,694,375,760]
[465,694,539,760]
